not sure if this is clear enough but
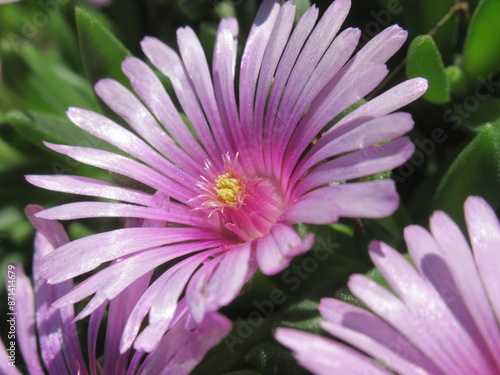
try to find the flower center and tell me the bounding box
[215,173,243,206]
[192,154,288,242]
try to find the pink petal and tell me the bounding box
[4,264,45,375]
[284,180,398,224]
[121,57,209,166]
[319,298,445,375]
[296,137,414,195]
[36,201,209,228]
[239,0,280,141]
[430,210,500,370]
[465,196,500,326]
[187,243,253,322]
[349,272,463,374]
[39,227,223,283]
[141,36,220,159]
[370,240,491,373]
[275,327,391,375]
[296,112,414,179]
[26,175,152,205]
[103,271,152,374]
[177,26,233,153]
[52,241,225,320]
[139,312,232,375]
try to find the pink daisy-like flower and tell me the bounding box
[1,206,230,375]
[27,0,426,353]
[276,196,500,375]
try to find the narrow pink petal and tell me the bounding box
[121,57,209,166]
[270,223,314,258]
[252,2,295,170]
[275,328,391,375]
[349,273,462,374]
[296,138,414,195]
[271,0,352,171]
[177,26,233,153]
[87,303,106,375]
[139,312,232,375]
[127,254,209,353]
[319,298,445,375]
[187,243,254,323]
[303,79,426,172]
[239,0,280,141]
[404,224,500,373]
[25,204,69,248]
[263,4,318,154]
[149,255,208,324]
[326,78,427,135]
[141,36,220,159]
[26,175,153,205]
[44,142,195,203]
[256,230,292,275]
[295,112,414,180]
[369,241,490,374]
[465,196,500,325]
[270,27,360,170]
[120,271,172,353]
[185,257,220,323]
[27,206,88,375]
[283,63,389,178]
[104,271,152,374]
[36,201,209,228]
[284,180,398,224]
[430,210,500,370]
[54,241,225,321]
[67,105,194,179]
[275,0,352,132]
[213,27,242,149]
[5,264,45,375]
[65,105,202,185]
[39,227,223,283]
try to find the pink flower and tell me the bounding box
[276,196,500,375]
[1,206,230,375]
[27,0,426,353]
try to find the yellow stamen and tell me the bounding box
[215,173,243,206]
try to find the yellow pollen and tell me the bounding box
[215,173,243,206]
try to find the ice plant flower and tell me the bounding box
[276,196,500,375]
[1,206,230,375]
[27,0,426,352]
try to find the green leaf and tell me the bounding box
[406,35,450,104]
[445,65,468,97]
[462,0,500,81]
[6,110,112,151]
[293,0,311,23]
[16,43,98,112]
[433,120,500,228]
[245,341,309,375]
[75,7,131,88]
[272,299,322,335]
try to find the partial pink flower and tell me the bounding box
[27,0,426,353]
[276,196,500,375]
[1,206,230,375]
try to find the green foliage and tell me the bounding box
[433,120,500,228]
[462,0,500,81]
[406,35,450,104]
[75,7,131,88]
